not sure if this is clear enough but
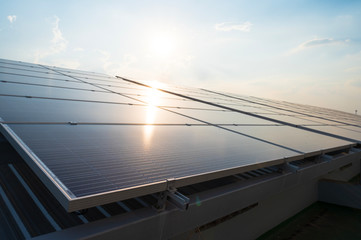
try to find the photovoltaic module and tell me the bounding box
[0,58,360,211]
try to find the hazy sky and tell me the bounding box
[1,0,361,113]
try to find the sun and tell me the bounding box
[149,32,177,58]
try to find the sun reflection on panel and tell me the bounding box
[143,84,162,148]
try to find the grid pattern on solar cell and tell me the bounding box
[0,58,360,211]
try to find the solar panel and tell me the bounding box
[227,125,352,153]
[0,74,104,91]
[0,58,359,212]
[0,82,139,103]
[307,125,361,142]
[162,108,277,125]
[0,96,199,124]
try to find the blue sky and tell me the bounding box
[1,0,361,113]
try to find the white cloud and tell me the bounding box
[345,66,361,73]
[51,16,68,54]
[215,21,252,32]
[300,38,348,48]
[34,16,69,63]
[73,47,84,52]
[7,15,16,23]
[290,38,349,54]
[97,50,137,76]
[122,54,137,66]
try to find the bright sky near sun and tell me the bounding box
[1,0,361,113]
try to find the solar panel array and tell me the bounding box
[0,58,360,211]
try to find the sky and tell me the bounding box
[1,0,361,113]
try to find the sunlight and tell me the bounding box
[148,32,177,58]
[143,123,155,148]
[145,105,157,124]
[143,84,162,148]
[145,85,161,107]
[143,104,156,145]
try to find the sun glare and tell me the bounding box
[149,33,177,58]
[143,85,162,148]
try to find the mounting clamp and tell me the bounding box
[154,178,189,211]
[276,162,300,173]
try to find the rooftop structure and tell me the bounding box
[0,58,361,239]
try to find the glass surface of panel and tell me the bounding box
[54,69,113,79]
[227,126,352,153]
[0,70,85,83]
[213,102,286,114]
[0,82,140,104]
[0,62,44,71]
[54,73,123,86]
[297,116,349,126]
[215,103,278,114]
[0,60,45,70]
[341,126,361,133]
[0,96,199,124]
[326,116,361,126]
[255,114,325,125]
[7,124,298,197]
[135,95,221,110]
[0,67,63,78]
[0,64,54,74]
[0,71,80,82]
[167,108,276,125]
[102,85,173,98]
[307,126,361,141]
[0,74,104,91]
[0,59,47,69]
[215,94,308,116]
[74,77,137,88]
[49,67,110,78]
[102,84,222,110]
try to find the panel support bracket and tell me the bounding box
[321,154,333,162]
[350,147,361,153]
[154,178,189,212]
[285,162,300,173]
[276,162,300,173]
